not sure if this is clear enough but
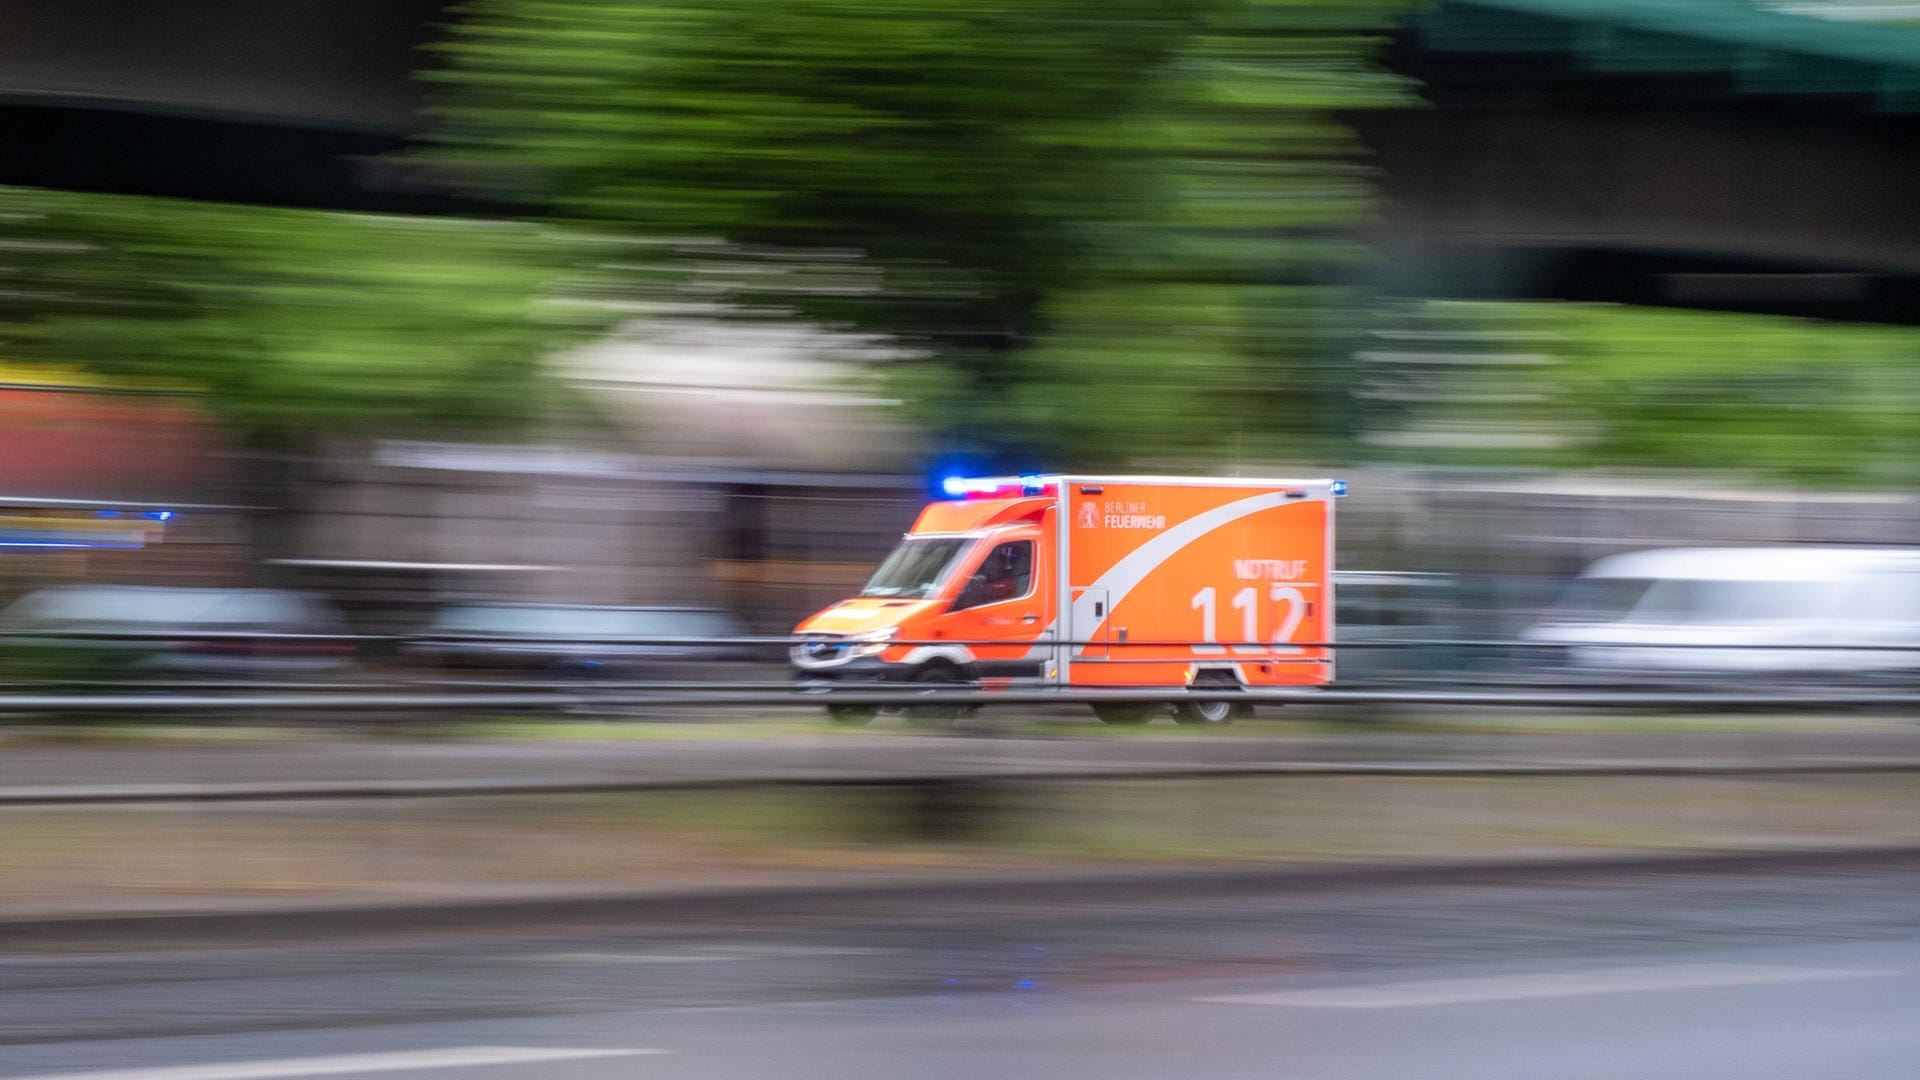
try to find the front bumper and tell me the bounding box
[792,654,915,684]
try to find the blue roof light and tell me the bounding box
[1329,479,1348,498]
[941,475,1051,498]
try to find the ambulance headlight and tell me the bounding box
[853,628,899,656]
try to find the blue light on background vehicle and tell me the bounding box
[0,540,143,550]
[143,510,175,522]
[1330,479,1348,497]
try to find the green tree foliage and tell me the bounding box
[429,0,1413,463]
[0,187,587,449]
[1555,305,1920,485]
[1357,301,1920,486]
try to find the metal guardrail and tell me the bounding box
[11,630,1920,651]
[8,632,1920,710]
[7,758,1920,806]
[3,686,1920,713]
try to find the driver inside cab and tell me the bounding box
[974,540,1031,604]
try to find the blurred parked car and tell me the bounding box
[1521,547,1920,683]
[0,585,355,681]
[404,603,752,677]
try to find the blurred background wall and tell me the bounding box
[7,0,1920,632]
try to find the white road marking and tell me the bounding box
[958,758,1218,769]
[517,945,889,964]
[1197,963,1893,1009]
[515,951,744,965]
[706,944,891,957]
[0,1045,662,1080]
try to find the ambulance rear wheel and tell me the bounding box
[1172,699,1235,725]
[826,704,878,726]
[1092,703,1157,726]
[1174,673,1245,725]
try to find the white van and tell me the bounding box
[1522,547,1920,679]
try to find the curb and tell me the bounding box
[5,844,1919,949]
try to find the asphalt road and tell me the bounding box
[3,861,1917,1079]
[5,726,1920,793]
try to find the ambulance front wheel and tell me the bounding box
[906,662,974,726]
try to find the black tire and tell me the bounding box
[906,663,972,726]
[1173,673,1244,725]
[826,703,879,726]
[1091,702,1158,726]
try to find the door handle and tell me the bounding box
[1021,613,1039,624]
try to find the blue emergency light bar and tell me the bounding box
[941,475,1049,498]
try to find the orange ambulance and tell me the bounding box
[791,474,1341,723]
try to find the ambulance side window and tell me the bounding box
[952,540,1034,611]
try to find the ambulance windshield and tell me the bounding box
[861,537,971,599]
